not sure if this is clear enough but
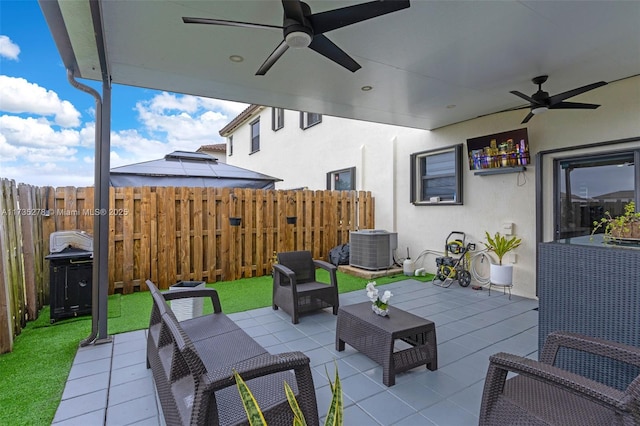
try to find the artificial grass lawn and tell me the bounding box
[0,271,431,424]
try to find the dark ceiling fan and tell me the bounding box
[510,75,607,124]
[183,0,410,76]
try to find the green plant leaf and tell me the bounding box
[284,380,307,426]
[324,364,343,426]
[233,370,267,426]
[483,231,521,265]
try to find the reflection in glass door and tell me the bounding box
[556,153,636,240]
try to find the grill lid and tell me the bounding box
[49,230,93,253]
[45,247,93,260]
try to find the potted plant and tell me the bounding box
[483,231,522,286]
[591,201,640,242]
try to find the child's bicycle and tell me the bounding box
[432,231,473,288]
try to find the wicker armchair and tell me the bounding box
[479,331,640,426]
[272,251,339,324]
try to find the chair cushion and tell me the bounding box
[497,375,619,426]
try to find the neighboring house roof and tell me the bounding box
[197,143,226,153]
[109,151,281,188]
[593,190,634,200]
[219,104,262,137]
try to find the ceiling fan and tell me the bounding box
[510,76,607,124]
[183,0,410,76]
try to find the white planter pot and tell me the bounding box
[490,263,513,286]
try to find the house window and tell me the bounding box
[300,112,322,129]
[228,135,233,156]
[327,167,356,190]
[410,144,463,205]
[250,119,260,153]
[272,108,284,131]
[554,149,639,240]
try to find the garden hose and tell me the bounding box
[470,250,494,285]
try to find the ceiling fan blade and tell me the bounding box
[548,81,607,105]
[281,0,306,24]
[509,90,538,105]
[521,111,535,124]
[309,34,361,72]
[255,41,290,76]
[309,0,410,34]
[549,101,600,110]
[182,17,282,31]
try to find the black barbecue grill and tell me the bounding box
[45,231,93,323]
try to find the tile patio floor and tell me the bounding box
[52,279,539,426]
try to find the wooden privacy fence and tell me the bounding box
[1,179,49,353]
[0,182,374,352]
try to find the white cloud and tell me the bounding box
[0,88,248,188]
[0,115,80,148]
[135,92,247,146]
[0,35,20,60]
[0,162,94,187]
[0,76,81,127]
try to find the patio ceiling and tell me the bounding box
[40,0,640,130]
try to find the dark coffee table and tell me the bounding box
[336,302,437,386]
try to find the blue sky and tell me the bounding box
[0,0,247,187]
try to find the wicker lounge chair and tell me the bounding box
[272,251,339,324]
[146,280,319,425]
[479,330,640,425]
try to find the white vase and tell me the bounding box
[490,263,513,286]
[372,304,389,316]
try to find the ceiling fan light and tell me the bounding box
[285,31,312,48]
[532,106,549,115]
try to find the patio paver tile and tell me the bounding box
[110,361,151,387]
[67,357,111,380]
[52,409,105,426]
[420,399,479,426]
[341,404,382,425]
[358,390,417,425]
[105,394,158,426]
[389,376,446,411]
[61,371,110,399]
[340,373,386,402]
[53,389,107,423]
[108,376,155,406]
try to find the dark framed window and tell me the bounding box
[300,111,322,129]
[327,167,356,190]
[554,148,639,240]
[410,144,463,205]
[250,119,260,153]
[272,108,284,131]
[228,135,233,156]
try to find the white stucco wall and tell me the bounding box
[226,76,640,299]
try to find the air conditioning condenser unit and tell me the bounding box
[349,230,398,270]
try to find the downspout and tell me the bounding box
[90,0,112,345]
[66,70,103,346]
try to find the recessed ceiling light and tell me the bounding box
[361,85,373,91]
[229,55,244,63]
[446,104,456,109]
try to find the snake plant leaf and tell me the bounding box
[284,380,307,426]
[233,370,267,426]
[324,364,343,426]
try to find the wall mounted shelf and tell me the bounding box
[474,166,526,176]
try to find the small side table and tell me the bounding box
[336,302,437,386]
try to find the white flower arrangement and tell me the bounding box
[366,281,393,312]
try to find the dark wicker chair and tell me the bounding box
[272,251,339,324]
[479,331,640,426]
